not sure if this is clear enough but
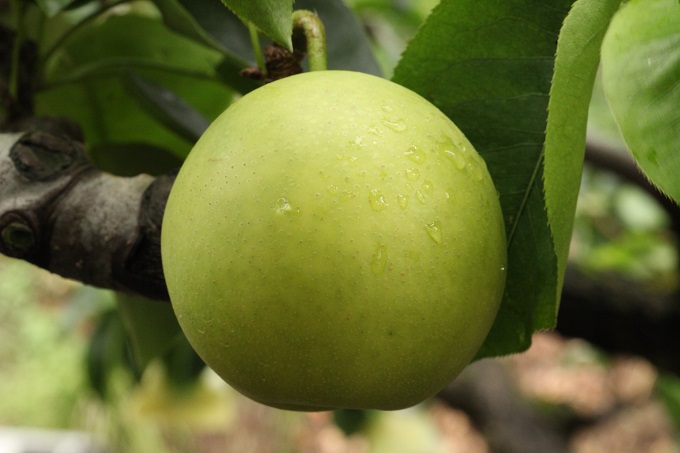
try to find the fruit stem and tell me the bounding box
[248,22,267,77]
[292,10,327,72]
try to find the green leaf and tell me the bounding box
[151,0,237,55]
[149,0,260,93]
[35,14,232,158]
[152,0,380,83]
[116,294,184,371]
[392,0,572,357]
[89,142,183,176]
[221,0,294,49]
[601,0,680,203]
[85,308,134,398]
[34,0,74,16]
[126,73,210,143]
[544,0,622,303]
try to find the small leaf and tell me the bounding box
[149,0,260,93]
[601,0,680,203]
[221,0,294,49]
[116,294,184,371]
[85,308,134,398]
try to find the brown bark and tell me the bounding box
[0,128,172,300]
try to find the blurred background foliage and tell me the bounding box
[1,0,680,452]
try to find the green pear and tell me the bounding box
[161,70,506,411]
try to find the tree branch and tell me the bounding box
[0,128,172,300]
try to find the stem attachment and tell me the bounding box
[292,10,327,72]
[248,22,267,77]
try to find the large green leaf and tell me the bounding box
[35,14,232,158]
[392,0,572,356]
[221,0,294,49]
[601,0,680,203]
[544,0,622,301]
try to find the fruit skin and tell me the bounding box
[161,70,507,411]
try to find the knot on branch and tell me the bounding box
[0,129,91,265]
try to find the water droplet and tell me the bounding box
[442,149,466,170]
[421,180,434,193]
[336,153,344,160]
[371,243,388,274]
[340,190,356,202]
[369,189,389,211]
[425,220,443,244]
[382,118,407,132]
[381,105,394,113]
[415,190,427,204]
[405,167,420,181]
[397,193,409,210]
[275,197,292,214]
[349,156,359,167]
[351,136,366,149]
[366,125,383,137]
[327,184,339,194]
[404,145,426,164]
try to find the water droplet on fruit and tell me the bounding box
[405,168,420,181]
[337,153,344,160]
[397,193,409,210]
[381,105,394,113]
[327,184,339,194]
[349,156,359,167]
[369,189,389,211]
[441,149,466,170]
[421,180,434,193]
[340,190,356,202]
[424,221,443,244]
[366,125,383,137]
[404,146,426,164]
[415,190,427,204]
[382,118,407,132]
[371,243,388,274]
[275,197,292,214]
